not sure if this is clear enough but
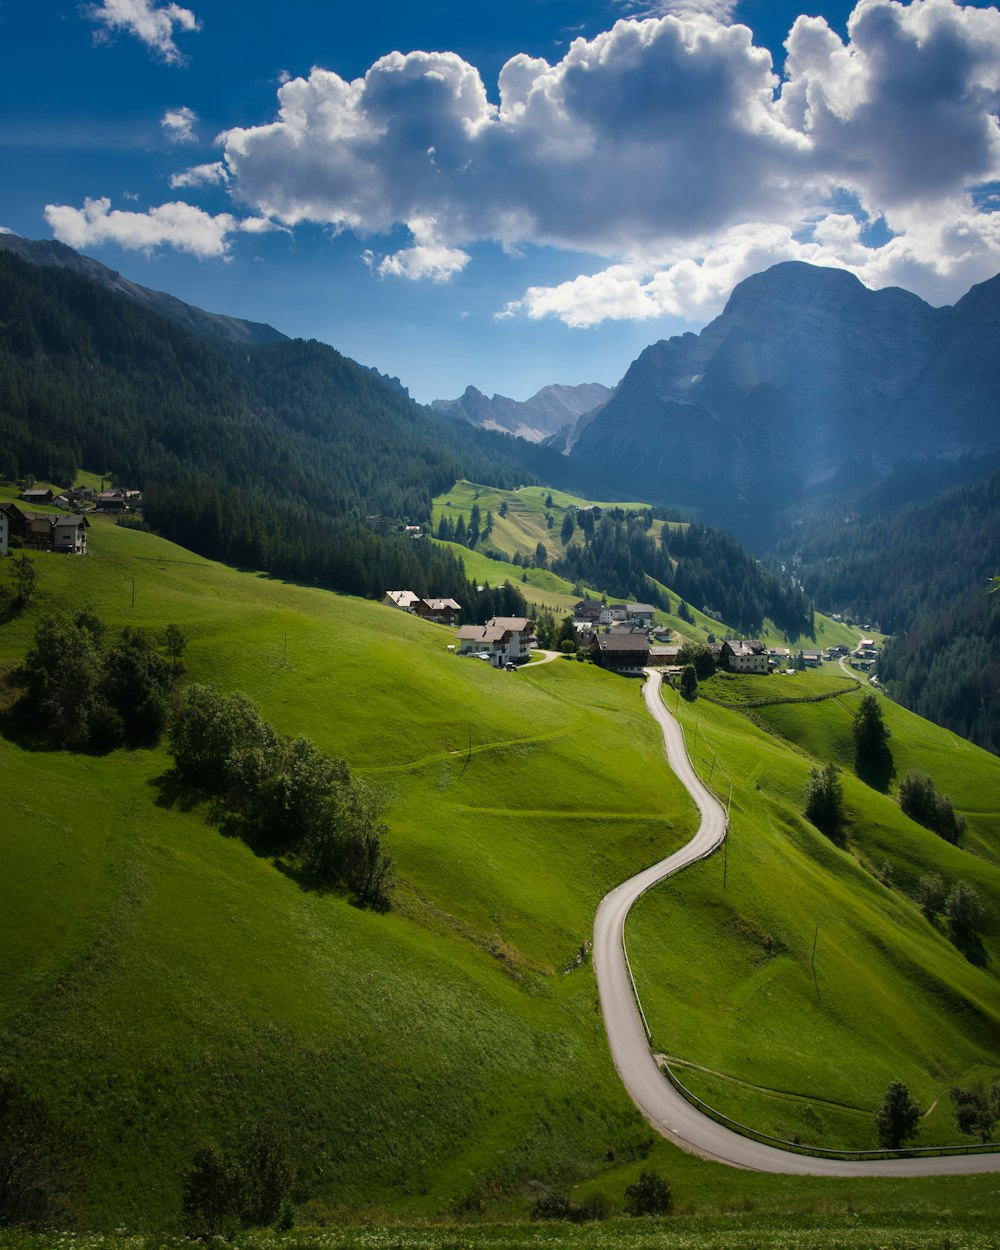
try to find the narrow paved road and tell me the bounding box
[592,668,1000,1175]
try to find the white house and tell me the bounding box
[383,589,422,612]
[455,616,535,666]
[52,514,89,555]
[721,639,769,673]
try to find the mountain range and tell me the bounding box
[550,262,1000,531]
[431,381,612,442]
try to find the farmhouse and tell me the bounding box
[384,590,462,624]
[19,487,53,505]
[573,599,604,623]
[721,639,768,673]
[414,597,461,625]
[627,603,656,625]
[0,507,7,556]
[455,616,535,666]
[0,504,89,554]
[595,631,650,673]
[383,589,422,612]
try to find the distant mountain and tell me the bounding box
[563,262,1000,532]
[0,231,288,347]
[432,381,612,442]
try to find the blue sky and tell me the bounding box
[3,1,999,402]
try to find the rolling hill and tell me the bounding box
[0,509,998,1237]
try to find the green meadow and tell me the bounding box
[630,672,1000,1153]
[1,505,999,1236]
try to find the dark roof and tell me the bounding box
[598,634,651,652]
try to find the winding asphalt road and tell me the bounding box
[592,668,1000,1176]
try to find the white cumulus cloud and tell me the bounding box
[161,106,198,143]
[70,2,1000,319]
[85,0,200,65]
[43,197,272,258]
[369,217,471,282]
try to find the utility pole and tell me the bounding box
[708,752,717,783]
[811,923,819,974]
[723,831,728,889]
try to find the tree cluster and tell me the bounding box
[169,685,393,909]
[803,763,845,842]
[898,770,967,844]
[915,874,984,959]
[950,1079,1000,1142]
[182,1118,296,1235]
[19,611,184,749]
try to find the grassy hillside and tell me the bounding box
[2,516,999,1235]
[630,671,1000,1152]
[0,516,692,1228]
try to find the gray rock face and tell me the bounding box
[432,381,612,442]
[0,233,288,346]
[566,261,1000,510]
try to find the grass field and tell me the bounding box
[628,675,1000,1153]
[2,498,999,1236]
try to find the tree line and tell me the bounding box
[777,467,1000,753]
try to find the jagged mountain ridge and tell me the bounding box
[0,232,288,347]
[561,262,1000,522]
[432,381,612,442]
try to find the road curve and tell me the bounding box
[592,668,1000,1176]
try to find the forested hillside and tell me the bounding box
[0,253,565,611]
[438,493,814,639]
[780,471,1000,751]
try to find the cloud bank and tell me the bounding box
[57,1,1000,322]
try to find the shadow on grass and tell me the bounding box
[148,768,208,815]
[856,746,895,793]
[148,769,361,903]
[953,931,988,968]
[0,698,117,757]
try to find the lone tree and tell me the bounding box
[875,1079,920,1149]
[680,664,698,700]
[624,1169,673,1217]
[804,762,845,841]
[946,880,983,955]
[853,691,893,789]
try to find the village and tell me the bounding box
[0,485,143,557]
[383,589,880,679]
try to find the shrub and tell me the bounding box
[624,1169,673,1216]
